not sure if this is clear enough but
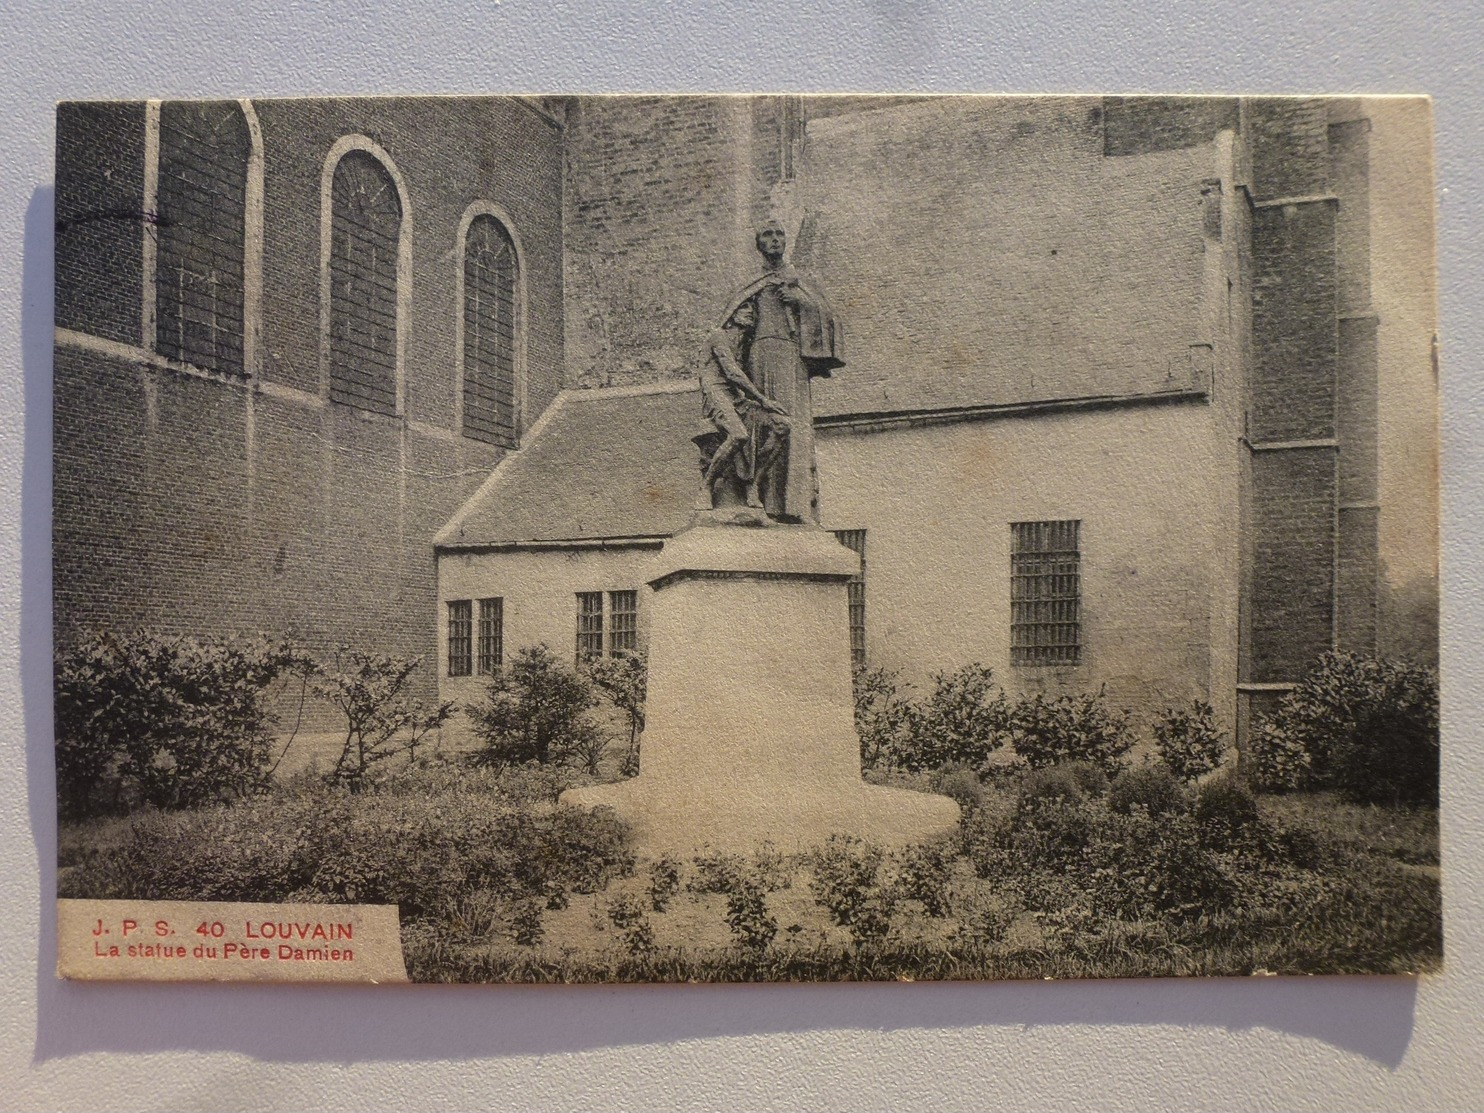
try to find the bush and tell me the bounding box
[688,847,747,894]
[588,652,647,777]
[604,893,656,956]
[894,839,954,917]
[1192,774,1261,848]
[931,766,985,812]
[468,645,609,770]
[508,896,545,946]
[54,631,312,818]
[1005,794,1095,873]
[1059,760,1110,798]
[905,665,1009,771]
[853,666,920,770]
[59,765,636,921]
[1003,687,1133,776]
[809,835,897,943]
[1153,700,1227,782]
[648,855,682,911]
[1250,653,1439,806]
[724,877,778,951]
[1107,764,1189,818]
[313,648,455,792]
[1018,765,1087,812]
[1085,810,1233,923]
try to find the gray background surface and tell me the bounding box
[3,2,1480,1109]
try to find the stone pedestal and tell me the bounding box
[562,524,960,854]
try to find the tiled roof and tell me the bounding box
[436,382,701,547]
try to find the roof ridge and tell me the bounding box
[432,390,574,546]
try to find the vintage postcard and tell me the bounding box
[52,94,1440,984]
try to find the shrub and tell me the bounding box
[1192,774,1261,848]
[1250,652,1439,806]
[688,847,747,894]
[952,893,1017,945]
[852,666,921,770]
[903,665,1009,771]
[724,877,778,951]
[1059,760,1110,798]
[894,840,954,917]
[508,896,544,946]
[1017,764,1087,812]
[588,652,647,777]
[1153,700,1227,782]
[54,631,311,818]
[1003,687,1134,776]
[931,766,985,812]
[1085,810,1233,923]
[809,835,897,943]
[1107,764,1189,818]
[468,645,608,770]
[59,766,636,921]
[604,893,656,956]
[1005,794,1095,873]
[313,648,455,792]
[648,855,682,911]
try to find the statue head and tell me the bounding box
[728,301,757,330]
[755,220,787,263]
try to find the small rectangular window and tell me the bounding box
[834,529,867,669]
[1011,520,1082,666]
[447,600,473,677]
[477,597,504,675]
[609,590,639,655]
[576,591,604,662]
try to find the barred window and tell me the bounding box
[1011,520,1082,666]
[834,529,867,669]
[463,215,518,447]
[329,149,401,415]
[609,590,639,655]
[447,599,473,677]
[156,100,248,376]
[576,591,604,662]
[477,597,504,675]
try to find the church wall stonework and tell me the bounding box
[52,97,565,707]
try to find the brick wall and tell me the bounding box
[53,96,565,705]
[563,96,755,387]
[1102,96,1239,156]
[1248,98,1333,200]
[1247,447,1338,681]
[55,102,145,344]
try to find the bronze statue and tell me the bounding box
[696,220,844,523]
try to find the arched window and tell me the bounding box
[462,214,518,446]
[155,100,249,375]
[329,150,402,415]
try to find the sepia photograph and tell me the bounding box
[51,93,1441,985]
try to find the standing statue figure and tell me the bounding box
[696,219,845,524]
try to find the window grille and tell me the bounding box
[576,592,604,662]
[1010,520,1082,666]
[477,597,504,675]
[447,600,472,677]
[609,590,639,655]
[833,529,867,669]
[156,100,248,376]
[463,215,517,446]
[329,149,401,415]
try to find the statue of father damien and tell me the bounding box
[702,220,845,525]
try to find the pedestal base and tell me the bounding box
[560,524,960,855]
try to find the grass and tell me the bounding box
[58,759,1443,985]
